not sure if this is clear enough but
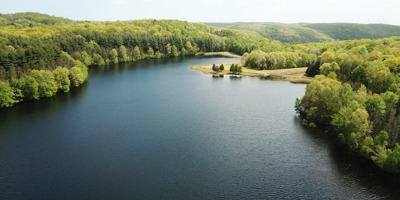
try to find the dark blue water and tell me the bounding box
[1,57,400,199]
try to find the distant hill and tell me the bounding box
[227,24,334,43]
[302,23,400,41]
[203,22,286,28]
[0,12,84,27]
[204,22,400,44]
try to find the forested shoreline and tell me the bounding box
[3,12,400,175]
[236,36,400,173]
[0,13,282,108]
[291,38,400,173]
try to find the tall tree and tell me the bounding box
[172,45,179,57]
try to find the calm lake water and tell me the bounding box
[1,57,400,199]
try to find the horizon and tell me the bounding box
[2,11,400,27]
[1,0,400,26]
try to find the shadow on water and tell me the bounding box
[0,56,231,126]
[211,75,243,79]
[1,56,227,123]
[0,82,89,128]
[293,115,400,199]
[89,57,189,77]
[229,75,242,81]
[212,75,225,78]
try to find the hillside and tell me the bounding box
[227,24,334,44]
[0,12,85,27]
[302,23,400,41]
[204,22,400,44]
[203,22,285,28]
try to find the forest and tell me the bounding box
[206,22,400,44]
[228,23,334,43]
[237,36,400,172]
[2,12,400,174]
[0,12,84,27]
[0,12,282,108]
[287,37,400,173]
[303,23,400,41]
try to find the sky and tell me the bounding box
[1,0,400,25]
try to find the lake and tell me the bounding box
[1,57,400,199]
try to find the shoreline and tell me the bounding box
[191,62,312,84]
[198,52,242,58]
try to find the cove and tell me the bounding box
[0,57,400,199]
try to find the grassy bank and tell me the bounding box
[199,52,242,58]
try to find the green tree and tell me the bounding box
[110,48,119,64]
[295,98,303,113]
[301,76,343,124]
[165,43,172,56]
[241,53,249,64]
[185,41,198,55]
[133,46,141,61]
[17,75,40,100]
[369,70,393,94]
[212,64,220,72]
[75,60,88,83]
[93,53,105,66]
[230,64,237,74]
[319,63,332,76]
[172,45,179,57]
[147,47,155,58]
[332,102,372,150]
[53,67,70,93]
[327,72,337,80]
[383,58,400,72]
[237,65,243,74]
[155,51,161,59]
[180,47,186,57]
[71,67,84,85]
[284,52,299,68]
[30,70,58,98]
[365,94,386,115]
[81,51,93,66]
[119,45,128,62]
[320,51,335,65]
[0,81,21,108]
[320,62,340,76]
[365,50,381,61]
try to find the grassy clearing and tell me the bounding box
[269,68,307,77]
[200,52,242,58]
[289,78,312,84]
[191,62,312,84]
[191,62,262,77]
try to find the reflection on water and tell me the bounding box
[0,57,399,199]
[0,82,88,126]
